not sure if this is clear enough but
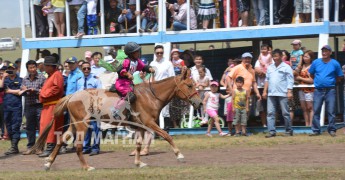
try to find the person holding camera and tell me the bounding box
[21,60,46,155]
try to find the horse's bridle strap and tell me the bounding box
[174,77,198,100]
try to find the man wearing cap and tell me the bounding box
[227,52,261,100]
[21,60,46,155]
[0,63,23,155]
[36,58,48,78]
[76,62,102,156]
[66,56,84,95]
[118,0,140,33]
[262,49,294,138]
[309,45,343,137]
[38,56,64,157]
[59,56,83,153]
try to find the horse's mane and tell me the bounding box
[134,75,180,88]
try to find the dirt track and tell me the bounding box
[1,143,345,171]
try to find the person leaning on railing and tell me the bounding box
[67,0,84,36]
[118,0,140,33]
[105,0,122,34]
[166,0,197,31]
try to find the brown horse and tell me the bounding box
[30,69,202,171]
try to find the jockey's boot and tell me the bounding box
[112,99,126,120]
[38,143,56,158]
[4,138,19,155]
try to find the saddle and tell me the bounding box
[109,84,136,103]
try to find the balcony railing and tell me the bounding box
[20,0,342,40]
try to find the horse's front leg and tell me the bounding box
[147,122,185,162]
[75,122,95,171]
[134,128,147,168]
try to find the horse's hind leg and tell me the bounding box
[147,123,185,161]
[44,125,74,171]
[134,128,147,168]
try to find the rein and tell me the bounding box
[148,72,164,102]
[173,77,199,107]
[147,73,198,108]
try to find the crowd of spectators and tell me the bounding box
[31,0,345,38]
[0,38,344,156]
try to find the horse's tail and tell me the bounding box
[27,95,73,154]
[28,118,55,154]
[54,94,73,118]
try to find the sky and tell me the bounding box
[0,0,30,28]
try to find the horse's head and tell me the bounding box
[174,68,202,109]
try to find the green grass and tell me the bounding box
[1,165,345,180]
[2,134,345,179]
[2,133,345,152]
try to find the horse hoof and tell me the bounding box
[136,162,147,168]
[87,167,96,171]
[44,163,51,171]
[177,154,185,163]
[177,158,186,163]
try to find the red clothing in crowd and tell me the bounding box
[39,70,64,144]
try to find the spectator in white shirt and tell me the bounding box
[166,0,197,31]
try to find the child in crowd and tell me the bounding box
[170,49,185,75]
[290,39,304,70]
[191,55,213,82]
[232,76,249,137]
[220,58,238,135]
[257,44,272,73]
[42,0,55,37]
[194,66,210,96]
[86,0,98,35]
[282,50,291,65]
[198,0,217,29]
[139,1,158,33]
[195,66,209,121]
[203,81,230,137]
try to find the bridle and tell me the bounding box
[173,76,199,107]
[147,73,198,107]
